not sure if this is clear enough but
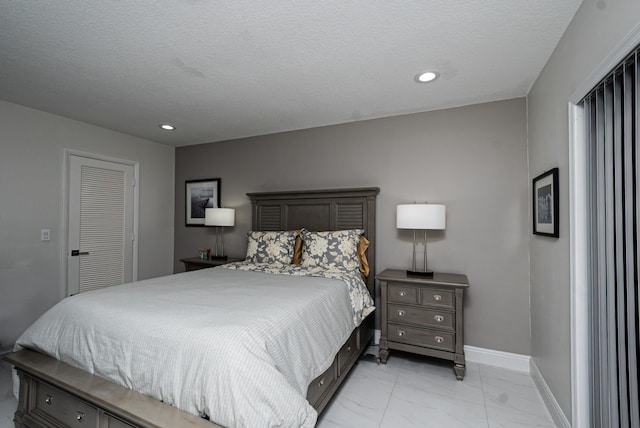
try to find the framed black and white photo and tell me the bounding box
[532,168,559,237]
[185,178,221,226]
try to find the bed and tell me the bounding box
[4,187,379,428]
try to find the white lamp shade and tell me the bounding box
[396,204,446,230]
[205,208,235,226]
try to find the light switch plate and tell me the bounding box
[41,229,50,241]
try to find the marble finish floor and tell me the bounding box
[0,351,555,428]
[317,350,556,428]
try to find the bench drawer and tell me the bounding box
[35,380,98,426]
[338,329,359,376]
[307,358,337,406]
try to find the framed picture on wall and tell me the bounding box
[185,178,221,226]
[532,168,559,237]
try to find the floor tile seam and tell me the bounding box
[478,362,493,428]
[376,368,399,428]
[393,377,487,407]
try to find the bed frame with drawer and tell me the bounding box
[5,187,379,428]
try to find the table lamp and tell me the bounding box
[397,203,446,276]
[205,208,235,260]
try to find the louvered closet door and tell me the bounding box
[68,155,135,295]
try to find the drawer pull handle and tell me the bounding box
[397,310,406,317]
[318,378,325,387]
[435,336,444,343]
[399,291,406,297]
[434,294,442,301]
[397,330,405,337]
[434,315,444,323]
[347,346,351,352]
[45,394,53,405]
[76,412,85,421]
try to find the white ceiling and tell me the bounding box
[0,1,583,147]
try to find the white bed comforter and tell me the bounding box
[15,266,368,428]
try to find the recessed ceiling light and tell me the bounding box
[160,124,176,131]
[415,71,439,83]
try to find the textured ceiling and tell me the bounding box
[0,1,582,147]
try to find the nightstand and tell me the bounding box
[180,257,243,271]
[376,269,469,380]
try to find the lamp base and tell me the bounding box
[407,269,434,277]
[209,255,228,261]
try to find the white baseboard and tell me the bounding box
[530,359,571,428]
[464,345,531,373]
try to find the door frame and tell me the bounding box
[62,149,140,295]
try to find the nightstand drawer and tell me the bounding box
[421,289,454,308]
[35,380,98,426]
[388,284,418,304]
[388,324,455,352]
[388,304,454,330]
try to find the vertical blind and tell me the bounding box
[582,48,640,428]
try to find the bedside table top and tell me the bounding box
[376,269,469,288]
[180,257,243,266]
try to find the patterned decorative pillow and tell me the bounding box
[245,231,297,265]
[300,229,364,272]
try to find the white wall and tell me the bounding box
[175,98,532,356]
[0,100,175,353]
[528,0,640,422]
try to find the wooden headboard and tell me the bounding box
[246,187,380,297]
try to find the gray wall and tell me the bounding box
[528,0,640,421]
[175,98,531,355]
[0,100,176,353]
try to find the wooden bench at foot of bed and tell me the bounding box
[5,349,220,428]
